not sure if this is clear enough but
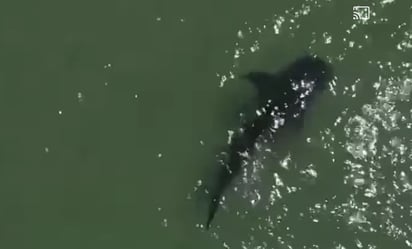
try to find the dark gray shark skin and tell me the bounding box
[205,55,333,230]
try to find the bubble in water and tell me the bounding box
[77,92,85,103]
[161,218,168,227]
[237,30,244,39]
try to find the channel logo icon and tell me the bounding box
[353,6,370,21]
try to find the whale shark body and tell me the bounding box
[205,55,333,229]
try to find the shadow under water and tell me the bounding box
[205,54,334,229]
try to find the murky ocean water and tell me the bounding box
[0,0,411,248]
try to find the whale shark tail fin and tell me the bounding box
[205,196,220,230]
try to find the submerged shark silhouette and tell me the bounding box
[205,55,333,229]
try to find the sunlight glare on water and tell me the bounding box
[186,0,412,248]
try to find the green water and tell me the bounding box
[1,0,411,248]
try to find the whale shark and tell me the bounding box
[205,55,333,229]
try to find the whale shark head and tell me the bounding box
[243,55,333,109]
[283,55,332,92]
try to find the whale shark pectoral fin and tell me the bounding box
[242,72,275,95]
